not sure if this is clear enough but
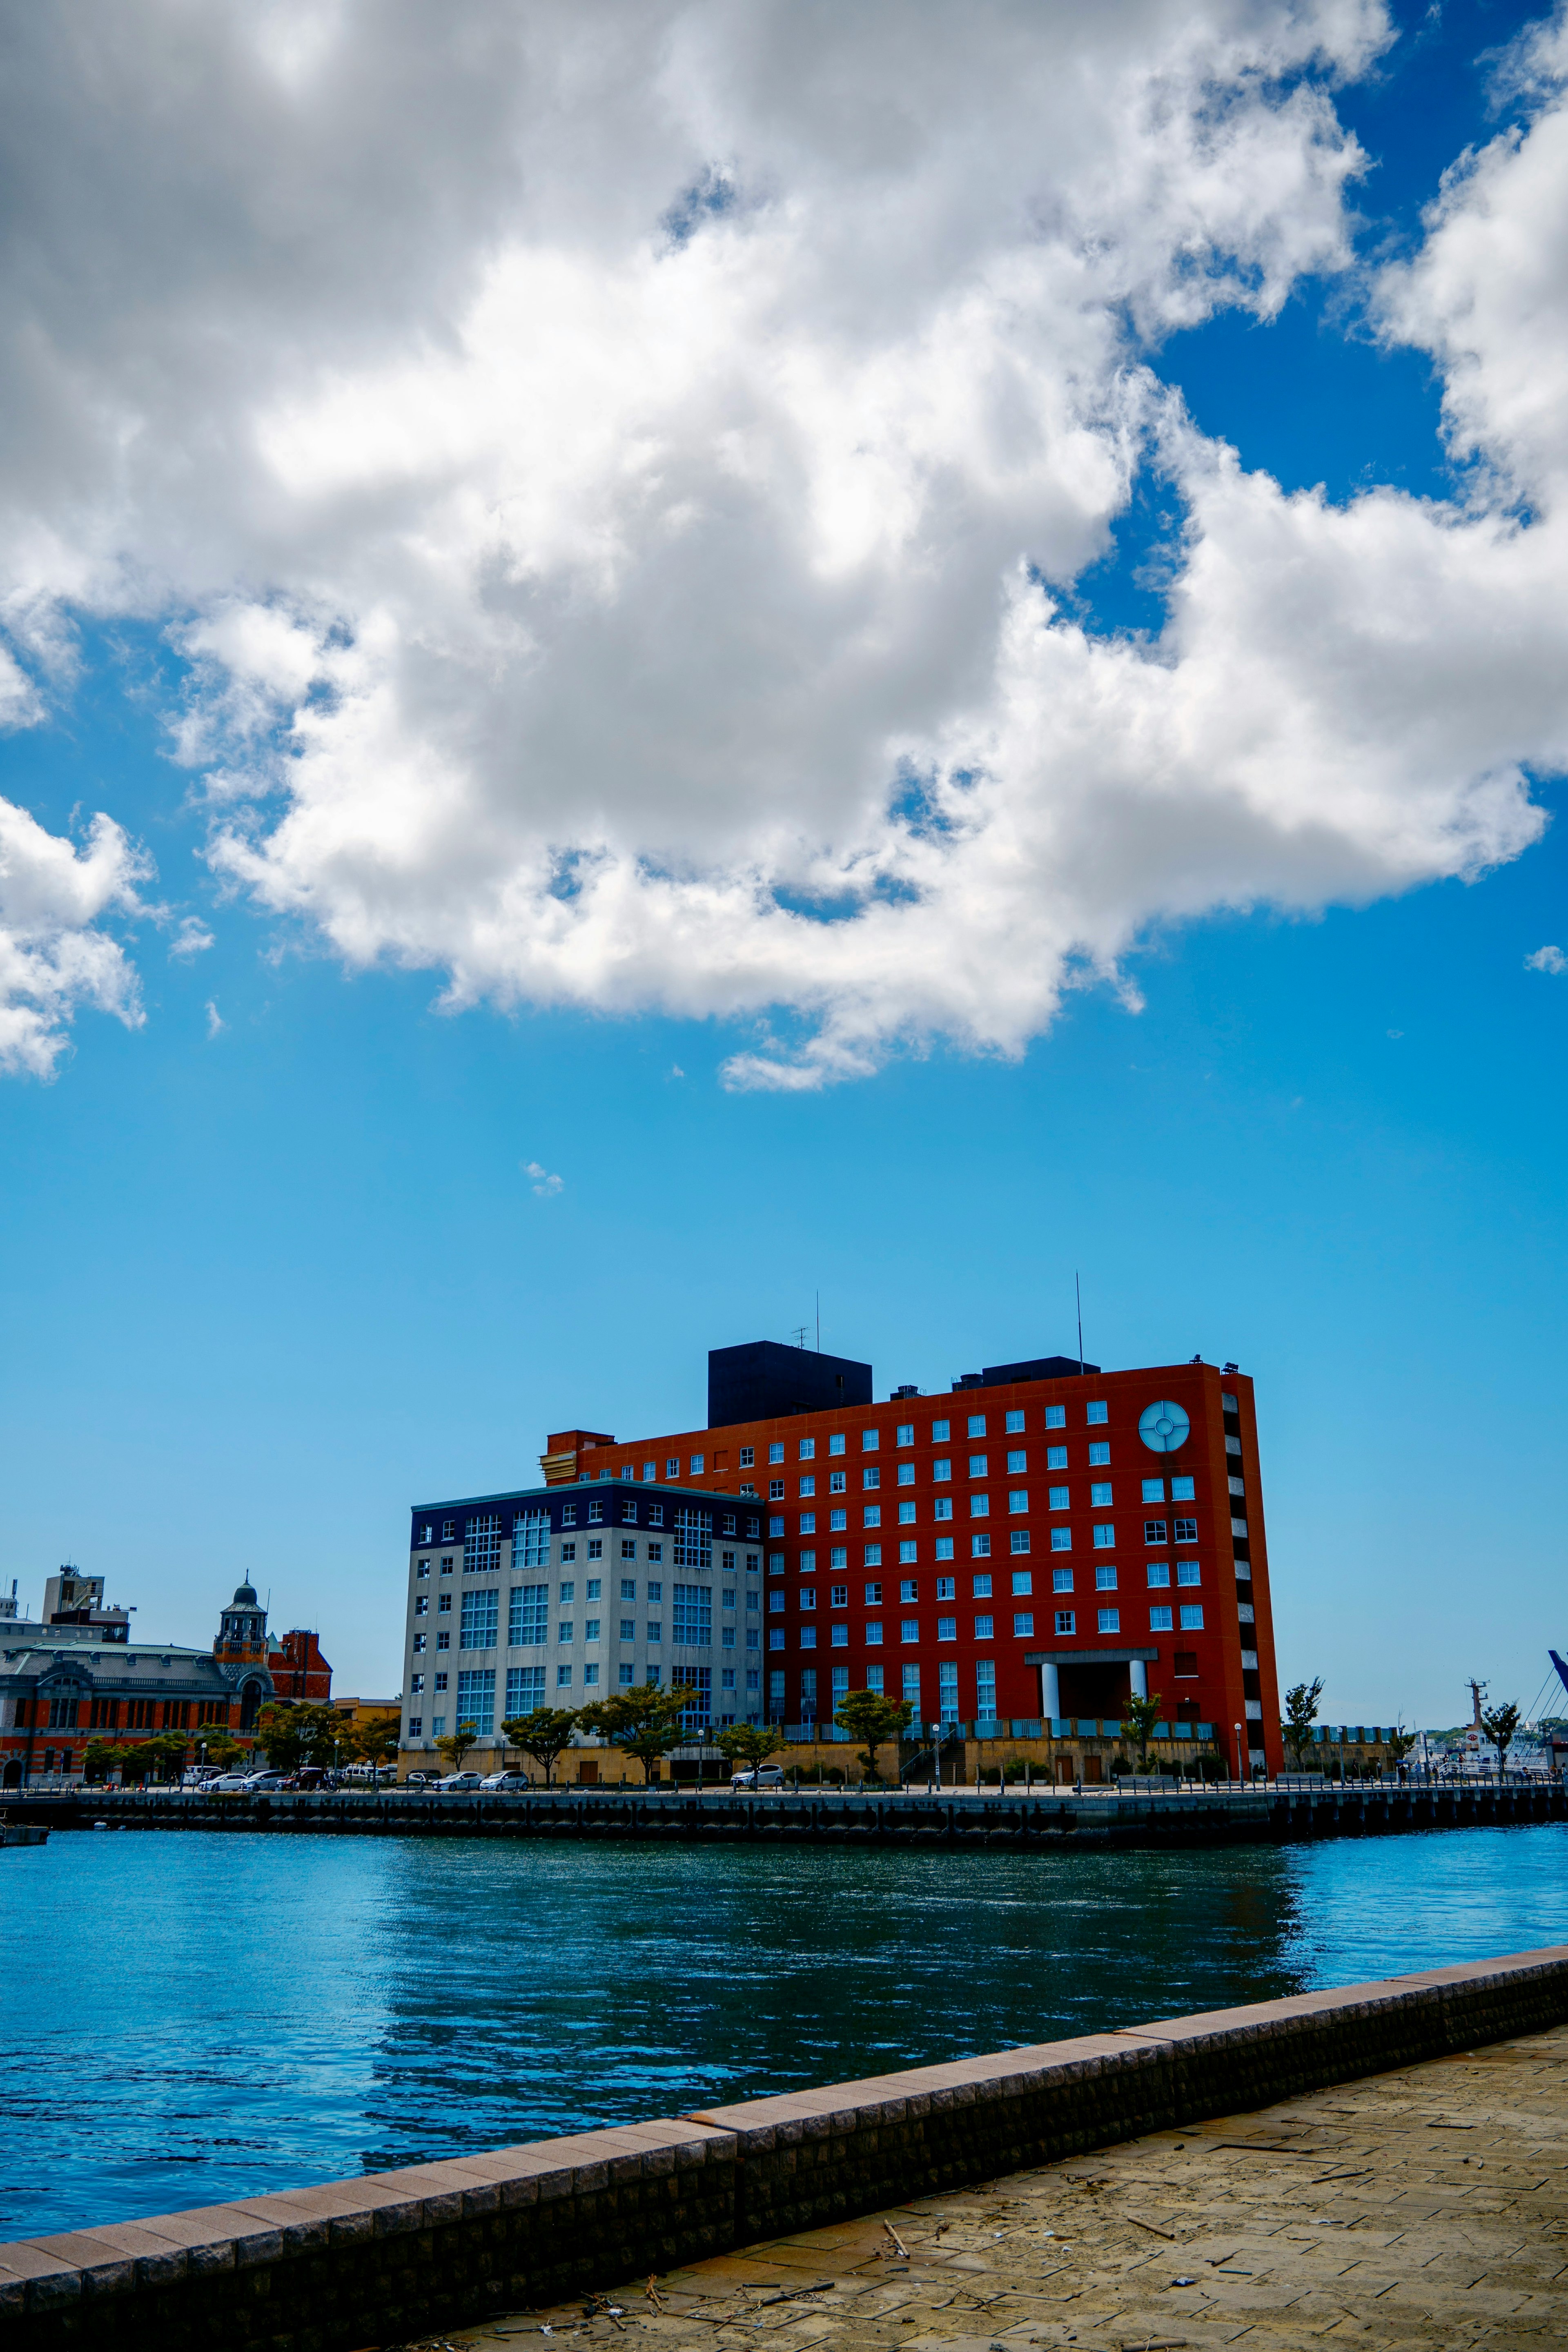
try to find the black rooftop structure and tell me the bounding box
[707,1340,873,1428]
[951,1354,1100,1391]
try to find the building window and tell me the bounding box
[799,1438,815,1460]
[897,1423,914,1447]
[1008,1488,1028,1515]
[554,1665,572,1689]
[506,1664,545,1713]
[932,1457,952,1482]
[935,1575,956,1600]
[1179,1603,1205,1629]
[902,1665,922,1711]
[459,1588,499,1649]
[455,1667,496,1734]
[863,1506,881,1528]
[1049,1486,1069,1510]
[800,1483,816,1504]
[1172,1476,1196,1501]
[1174,1650,1198,1678]
[1089,1442,1110,1468]
[416,1559,430,1579]
[1087,1401,1107,1424]
[414,1595,429,1617]
[933,1498,953,1523]
[864,1542,883,1566]
[973,1613,994,1640]
[1051,1528,1072,1552]
[1007,1450,1027,1474]
[969,1493,989,1518]
[407,1716,422,1737]
[800,1626,817,1649]
[689,1454,705,1476]
[619,1617,635,1639]
[647,1541,663,1561]
[1009,1569,1031,1596]
[1174,1517,1199,1543]
[965,1414,985,1438]
[897,1463,915,1487]
[413,1632,427,1653]
[862,1429,880,1451]
[1147,1561,1171,1587]
[829,1434,846,1456]
[1095,1565,1118,1591]
[901,1619,920,1644]
[673,1506,713,1570]
[939,1660,960,1723]
[830,1623,849,1648]
[509,1584,548,1646]
[560,1542,577,1564]
[768,1442,783,1463]
[969,1453,988,1478]
[829,1546,848,1569]
[587,1539,603,1560]
[1010,1531,1031,1556]
[898,1502,915,1526]
[512,1510,550,1567]
[971,1533,991,1557]
[1177,1560,1201,1586]
[1141,1479,1165,1504]
[1055,1609,1075,1633]
[621,1539,636,1561]
[1007,1610,1031,1638]
[437,1630,451,1650]
[1149,1606,1174,1632]
[1097,1606,1120,1633]
[1090,1483,1113,1510]
[972,1572,992,1597]
[670,1583,714,1647]
[768,1480,784,1500]
[558,1622,574,1644]
[865,1619,884,1644]
[1092,1523,1115,1550]
[1144,1518,1168,1545]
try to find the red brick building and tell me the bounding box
[540,1345,1280,1776]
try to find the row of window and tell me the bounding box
[764,1459,1204,1499]
[592,1403,1119,1489]
[765,1503,1203,1540]
[761,1532,1202,1571]
[766,1603,1205,1647]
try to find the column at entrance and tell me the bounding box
[1039,1663,1060,1722]
[1129,1661,1148,1700]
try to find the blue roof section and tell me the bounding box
[409,1479,764,1546]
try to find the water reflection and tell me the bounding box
[3,1825,1564,2236]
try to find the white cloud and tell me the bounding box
[0,799,147,1076]
[522,1160,563,1197]
[1526,944,1567,974]
[0,0,1566,1082]
[169,917,215,960]
[205,998,225,1037]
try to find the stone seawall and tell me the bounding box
[3,1944,1566,2352]
[11,1776,1566,1846]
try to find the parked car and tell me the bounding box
[241,1771,286,1791]
[433,1771,483,1791]
[402,1771,434,1787]
[207,1772,252,1791]
[479,1770,532,1791]
[730,1765,786,1790]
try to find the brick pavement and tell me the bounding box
[438,2025,1568,2352]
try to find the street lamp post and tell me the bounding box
[1234,1722,1245,1784]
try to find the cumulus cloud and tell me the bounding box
[523,1160,563,1197]
[1526,944,1567,973]
[205,998,225,1037]
[0,0,1565,1081]
[0,800,147,1076]
[169,916,215,959]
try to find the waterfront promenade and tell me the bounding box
[511,2018,1568,2349]
[9,1775,1564,1848]
[4,1946,1565,2350]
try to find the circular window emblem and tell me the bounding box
[1138,1399,1191,1454]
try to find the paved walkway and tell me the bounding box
[437,2023,1568,2352]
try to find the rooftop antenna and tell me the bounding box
[1076,1272,1084,1377]
[790,1324,809,1350]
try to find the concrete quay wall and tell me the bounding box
[4,1944,1567,2352]
[10,1775,1567,1845]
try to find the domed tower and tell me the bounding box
[216,1580,268,1662]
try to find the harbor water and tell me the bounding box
[5,1824,1566,2239]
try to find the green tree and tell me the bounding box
[1119,1689,1163,1773]
[82,1736,123,1783]
[715,1722,787,1779]
[434,1720,480,1775]
[499,1706,580,1786]
[346,1714,401,1771]
[126,1731,192,1784]
[254,1701,349,1773]
[576,1683,687,1783]
[193,1728,244,1772]
[1283,1677,1325,1769]
[832,1688,914,1783]
[1385,1723,1417,1777]
[1480,1699,1522,1782]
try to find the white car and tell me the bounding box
[433,1771,483,1791]
[242,1771,286,1791]
[207,1772,252,1791]
[479,1770,532,1790]
[730,1765,786,1790]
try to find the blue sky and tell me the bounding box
[1,0,1565,1727]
